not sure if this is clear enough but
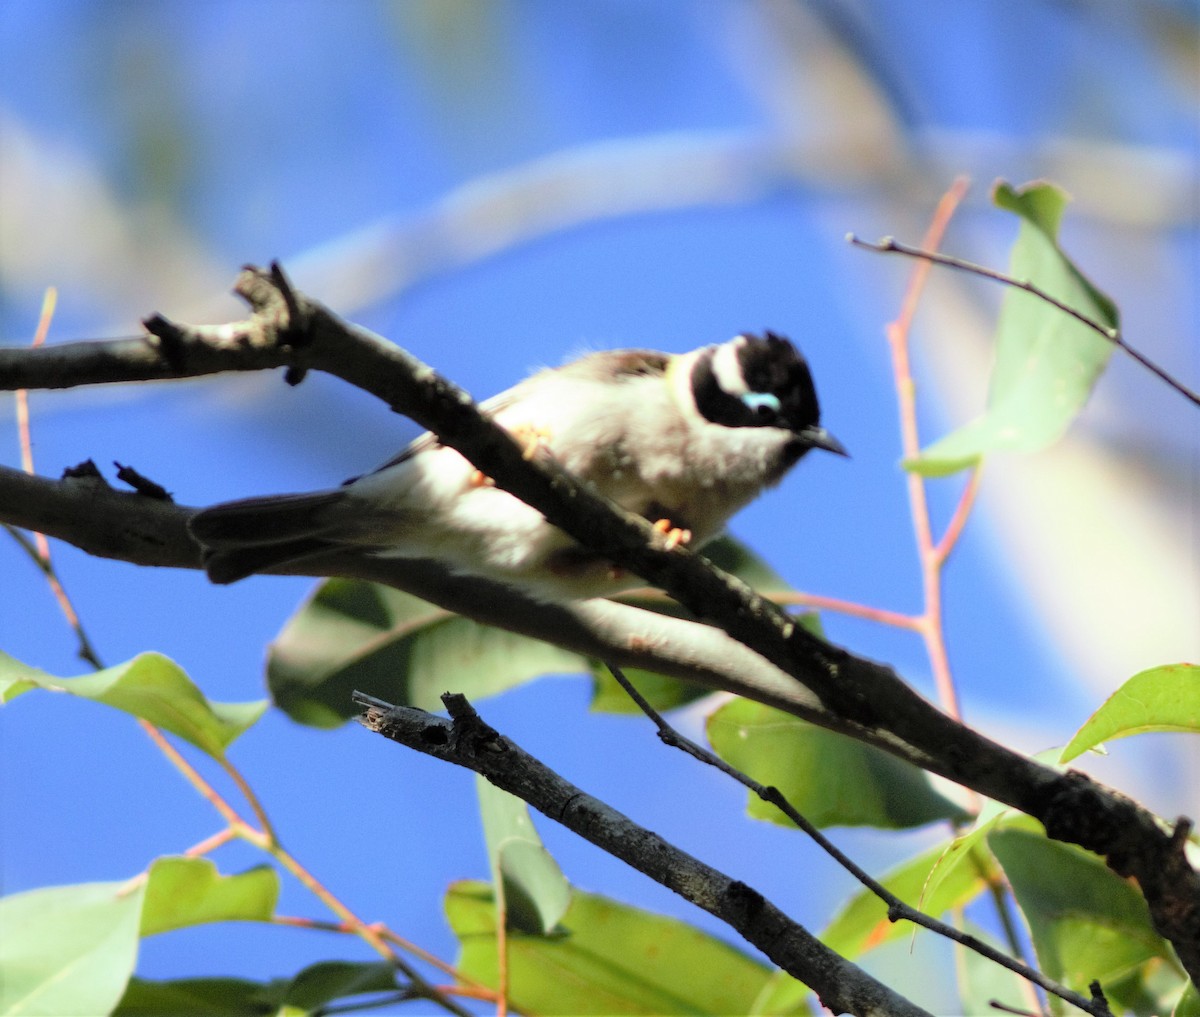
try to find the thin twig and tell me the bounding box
[934,466,983,568]
[884,178,971,723]
[990,1002,1040,1016]
[15,288,56,563]
[215,755,279,847]
[3,524,105,669]
[880,182,1044,1007]
[493,862,511,1017]
[184,827,239,857]
[138,719,257,835]
[144,714,471,1016]
[358,689,937,1017]
[848,233,1200,408]
[604,663,1111,1017]
[263,846,474,1017]
[772,593,922,630]
[620,586,923,630]
[9,288,107,670]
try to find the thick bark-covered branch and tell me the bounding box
[0,463,851,734]
[357,691,935,1017]
[2,265,1197,976]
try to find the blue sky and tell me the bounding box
[2,2,1197,1012]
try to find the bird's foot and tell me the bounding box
[511,423,554,461]
[468,469,495,488]
[652,518,692,550]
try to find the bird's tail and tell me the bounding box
[188,490,346,584]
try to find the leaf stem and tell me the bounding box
[769,591,923,630]
[216,754,280,847]
[140,719,467,1012]
[273,916,497,997]
[137,719,254,834]
[934,466,983,568]
[622,586,922,630]
[184,827,239,857]
[261,843,474,1015]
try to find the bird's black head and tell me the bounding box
[690,332,847,457]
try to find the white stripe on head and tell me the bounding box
[711,336,749,397]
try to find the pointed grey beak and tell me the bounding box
[799,426,849,457]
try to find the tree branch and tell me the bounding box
[847,233,1200,408]
[604,664,1111,1017]
[0,461,857,736]
[2,265,1197,977]
[356,690,935,1017]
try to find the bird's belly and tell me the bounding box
[343,430,775,599]
[348,462,614,604]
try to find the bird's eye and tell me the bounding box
[740,391,781,421]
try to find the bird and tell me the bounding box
[188,331,846,600]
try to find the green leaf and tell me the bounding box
[989,827,1173,990]
[749,970,815,1016]
[0,880,145,1016]
[0,652,266,760]
[476,776,570,936]
[277,961,401,1011]
[267,578,586,727]
[447,881,777,1015]
[821,839,990,957]
[955,920,1032,1017]
[268,537,800,725]
[921,799,1028,911]
[1101,962,1194,1017]
[0,860,281,1016]
[115,963,399,1016]
[706,698,967,829]
[1175,979,1200,1017]
[910,180,1118,477]
[586,663,710,714]
[140,856,278,937]
[114,977,267,1016]
[1061,663,1200,763]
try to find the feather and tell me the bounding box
[189,490,345,547]
[202,537,338,585]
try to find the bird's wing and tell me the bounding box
[349,387,526,480]
[556,348,671,380]
[351,349,669,481]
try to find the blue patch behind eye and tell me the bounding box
[741,392,781,414]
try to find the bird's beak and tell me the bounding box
[799,426,849,457]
